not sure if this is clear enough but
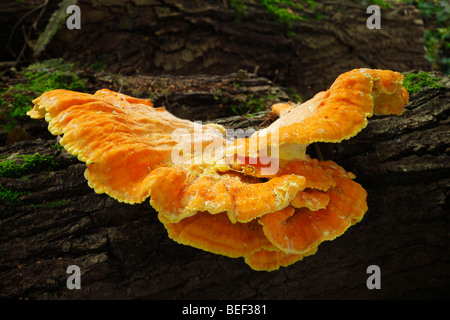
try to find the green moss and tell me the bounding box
[228,0,248,20]
[259,0,309,27]
[0,186,29,206]
[228,0,319,27]
[90,60,107,72]
[366,0,392,9]
[0,90,35,125]
[51,142,65,151]
[283,87,303,103]
[22,58,86,93]
[0,58,86,133]
[0,153,61,178]
[402,71,445,95]
[230,94,271,116]
[32,200,71,208]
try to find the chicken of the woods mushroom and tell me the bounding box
[28,68,408,271]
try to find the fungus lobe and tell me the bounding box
[28,69,408,271]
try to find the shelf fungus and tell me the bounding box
[28,68,408,271]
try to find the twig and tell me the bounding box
[313,143,324,161]
[0,61,17,70]
[6,0,49,63]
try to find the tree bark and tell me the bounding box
[0,72,449,300]
[4,0,430,99]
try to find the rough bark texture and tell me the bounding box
[2,0,431,99]
[0,0,446,301]
[0,72,448,300]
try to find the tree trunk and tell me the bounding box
[4,0,431,99]
[0,71,448,300]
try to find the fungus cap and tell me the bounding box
[29,89,227,204]
[27,68,409,271]
[259,176,368,255]
[232,69,408,161]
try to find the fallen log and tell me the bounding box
[0,72,448,300]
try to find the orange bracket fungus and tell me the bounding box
[28,69,408,271]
